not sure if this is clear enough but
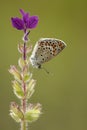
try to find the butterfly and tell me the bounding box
[30,38,66,69]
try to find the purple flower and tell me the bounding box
[11,9,39,31]
[11,17,24,30]
[28,16,39,29]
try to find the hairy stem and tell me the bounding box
[21,120,27,130]
[21,98,27,130]
[22,82,26,113]
[21,42,28,130]
[23,42,26,61]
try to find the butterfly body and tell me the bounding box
[30,38,66,68]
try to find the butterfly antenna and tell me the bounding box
[41,66,54,76]
[41,66,50,74]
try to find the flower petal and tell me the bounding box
[20,9,29,23]
[11,17,24,30]
[27,16,39,29]
[20,9,25,16]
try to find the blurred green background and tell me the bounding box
[0,0,87,130]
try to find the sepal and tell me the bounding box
[18,44,32,54]
[18,57,28,70]
[25,103,42,123]
[9,65,22,82]
[18,44,24,54]
[26,79,36,99]
[26,45,32,54]
[12,80,24,99]
[23,73,32,83]
[10,102,24,122]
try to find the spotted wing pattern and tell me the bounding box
[30,38,66,68]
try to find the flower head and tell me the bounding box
[11,9,39,32]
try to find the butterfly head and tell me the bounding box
[30,56,42,69]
